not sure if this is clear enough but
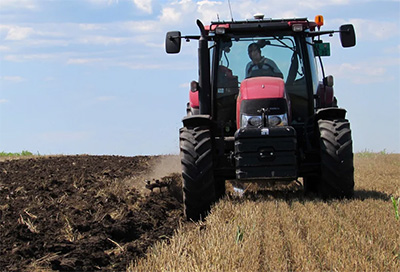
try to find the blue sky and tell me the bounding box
[0,0,399,155]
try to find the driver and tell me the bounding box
[245,42,283,79]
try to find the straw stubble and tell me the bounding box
[132,153,400,271]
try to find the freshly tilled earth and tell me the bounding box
[0,155,183,271]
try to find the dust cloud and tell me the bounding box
[124,155,181,194]
[148,155,181,180]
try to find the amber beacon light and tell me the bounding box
[315,15,324,30]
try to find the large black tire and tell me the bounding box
[180,126,216,221]
[317,118,354,198]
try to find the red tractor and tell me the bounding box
[166,15,356,221]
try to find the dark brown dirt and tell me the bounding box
[0,155,183,271]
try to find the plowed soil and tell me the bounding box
[0,155,183,271]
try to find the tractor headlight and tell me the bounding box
[241,113,288,128]
[268,114,288,127]
[241,115,262,127]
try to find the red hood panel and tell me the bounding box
[240,77,285,99]
[236,77,288,129]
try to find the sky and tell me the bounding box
[0,0,399,156]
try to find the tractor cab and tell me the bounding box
[211,29,312,136]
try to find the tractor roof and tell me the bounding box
[206,18,318,35]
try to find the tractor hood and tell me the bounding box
[240,77,285,100]
[236,77,290,129]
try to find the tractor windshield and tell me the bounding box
[217,36,304,83]
[214,35,310,127]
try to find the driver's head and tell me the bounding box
[248,43,262,63]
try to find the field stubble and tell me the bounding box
[132,153,400,271]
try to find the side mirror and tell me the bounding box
[323,75,334,87]
[165,31,182,54]
[339,24,356,48]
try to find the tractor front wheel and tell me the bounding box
[180,126,216,221]
[317,118,354,198]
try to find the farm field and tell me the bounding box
[132,153,400,271]
[0,153,399,271]
[0,155,183,271]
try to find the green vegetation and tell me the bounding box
[392,196,400,220]
[0,150,35,157]
[357,149,390,157]
[235,225,244,244]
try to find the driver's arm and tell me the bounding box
[265,59,284,79]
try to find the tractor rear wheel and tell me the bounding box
[180,126,216,221]
[317,118,354,198]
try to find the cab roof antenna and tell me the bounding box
[228,0,234,21]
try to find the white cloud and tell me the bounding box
[1,76,25,82]
[350,19,398,41]
[1,24,71,48]
[79,24,107,31]
[197,0,224,22]
[0,45,11,51]
[0,0,37,10]
[132,0,152,14]
[122,21,159,33]
[5,26,35,40]
[329,18,399,41]
[160,2,194,24]
[298,0,350,10]
[4,53,56,62]
[67,58,103,65]
[329,57,400,84]
[2,23,127,49]
[25,39,70,47]
[231,0,328,20]
[78,35,129,45]
[157,0,353,27]
[0,99,9,104]
[159,7,182,24]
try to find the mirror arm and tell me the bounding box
[169,35,200,41]
[307,30,337,38]
[308,28,353,38]
[184,35,201,41]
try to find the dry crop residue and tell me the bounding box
[132,153,400,271]
[0,155,183,271]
